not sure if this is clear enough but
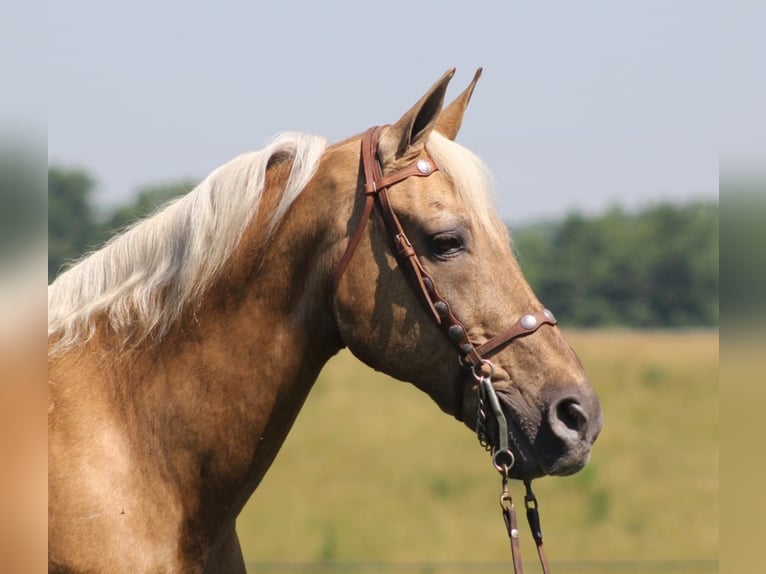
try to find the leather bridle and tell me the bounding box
[332,126,557,400]
[331,126,557,573]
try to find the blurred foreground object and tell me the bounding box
[0,140,47,573]
[720,177,765,574]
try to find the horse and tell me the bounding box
[48,68,602,573]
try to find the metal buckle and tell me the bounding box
[472,361,514,475]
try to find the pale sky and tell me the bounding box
[42,0,759,224]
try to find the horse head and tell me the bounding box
[332,69,602,479]
[48,67,605,571]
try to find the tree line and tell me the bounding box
[511,203,718,327]
[48,166,719,327]
[48,167,195,282]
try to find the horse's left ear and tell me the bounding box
[435,68,482,140]
[378,68,455,166]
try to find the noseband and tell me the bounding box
[332,126,556,573]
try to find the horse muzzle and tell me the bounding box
[494,382,603,479]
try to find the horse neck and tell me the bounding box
[113,148,351,531]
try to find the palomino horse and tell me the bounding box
[48,69,601,573]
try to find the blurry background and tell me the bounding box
[25,0,766,571]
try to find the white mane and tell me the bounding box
[426,131,498,235]
[48,132,327,355]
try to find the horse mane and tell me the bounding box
[48,132,327,355]
[426,131,497,234]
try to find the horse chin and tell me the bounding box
[545,454,589,477]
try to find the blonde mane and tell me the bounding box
[426,131,499,235]
[48,132,327,355]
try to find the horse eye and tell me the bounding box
[429,233,464,259]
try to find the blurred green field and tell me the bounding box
[237,330,718,572]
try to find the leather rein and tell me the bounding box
[332,126,556,573]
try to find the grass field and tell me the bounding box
[237,330,718,572]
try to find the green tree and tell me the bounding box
[641,203,718,326]
[720,183,764,321]
[513,202,719,327]
[47,174,195,282]
[105,181,195,233]
[1,146,45,264]
[48,167,102,282]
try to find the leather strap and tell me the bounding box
[332,126,557,372]
[331,126,436,296]
[525,480,552,574]
[475,309,558,360]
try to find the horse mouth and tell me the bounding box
[494,398,549,480]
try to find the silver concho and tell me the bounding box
[416,159,433,174]
[520,314,538,330]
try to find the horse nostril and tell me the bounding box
[542,388,602,474]
[549,396,591,442]
[556,399,588,435]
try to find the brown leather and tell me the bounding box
[331,126,437,298]
[332,126,557,372]
[501,494,525,574]
[475,309,557,360]
[524,480,552,574]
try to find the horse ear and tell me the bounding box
[435,68,482,141]
[378,68,456,165]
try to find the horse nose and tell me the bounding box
[548,386,602,448]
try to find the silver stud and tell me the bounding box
[543,308,556,322]
[448,324,465,341]
[511,528,520,539]
[520,314,538,330]
[416,159,432,174]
